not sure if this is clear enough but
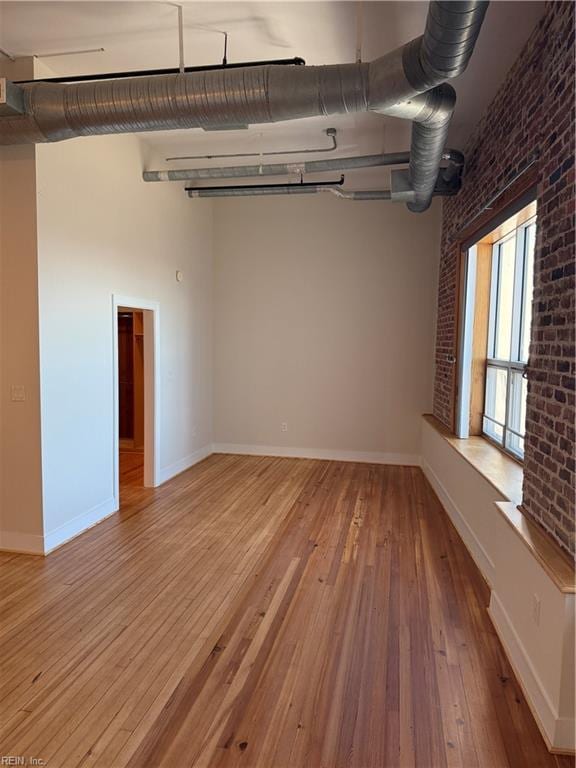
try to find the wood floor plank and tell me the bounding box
[0,454,572,768]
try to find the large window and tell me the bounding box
[456,199,536,461]
[483,216,536,458]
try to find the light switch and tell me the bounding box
[10,384,25,402]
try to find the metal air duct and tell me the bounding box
[143,150,414,182]
[0,1,488,211]
[186,183,394,201]
[186,176,347,198]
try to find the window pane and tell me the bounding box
[505,370,527,458]
[483,417,504,445]
[520,223,536,363]
[495,237,516,360]
[484,365,507,424]
[472,202,536,461]
[507,433,525,456]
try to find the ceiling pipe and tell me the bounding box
[185,182,394,201]
[330,188,392,200]
[184,180,467,201]
[13,57,307,85]
[186,175,346,197]
[164,127,338,162]
[144,147,464,182]
[384,1,489,210]
[0,1,488,211]
[144,150,414,182]
[183,155,463,202]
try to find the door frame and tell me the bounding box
[112,294,160,502]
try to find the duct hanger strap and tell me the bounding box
[0,78,25,117]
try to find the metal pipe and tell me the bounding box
[165,127,338,162]
[186,177,345,198]
[400,1,488,211]
[396,83,456,212]
[421,1,490,83]
[33,47,105,59]
[145,146,462,183]
[183,181,468,202]
[177,5,185,74]
[181,171,467,201]
[0,0,488,212]
[328,188,392,200]
[185,183,396,201]
[188,186,321,198]
[356,2,364,63]
[186,189,396,201]
[5,3,488,132]
[0,48,16,62]
[13,57,307,85]
[186,175,344,194]
[143,150,413,182]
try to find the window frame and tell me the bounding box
[453,173,538,441]
[482,215,536,460]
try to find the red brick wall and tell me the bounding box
[433,1,575,556]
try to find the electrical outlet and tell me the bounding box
[532,593,541,626]
[281,422,288,432]
[10,384,25,402]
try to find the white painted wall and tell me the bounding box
[421,417,575,752]
[0,57,44,554]
[35,134,213,549]
[212,194,441,463]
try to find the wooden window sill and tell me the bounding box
[423,414,575,594]
[423,414,523,504]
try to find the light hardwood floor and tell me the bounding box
[0,454,572,768]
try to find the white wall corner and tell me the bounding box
[0,530,45,556]
[421,415,575,755]
[43,496,118,554]
[488,592,575,753]
[420,456,496,584]
[157,444,213,485]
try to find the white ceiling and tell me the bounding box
[0,1,544,188]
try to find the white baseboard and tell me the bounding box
[43,496,118,554]
[554,718,576,755]
[157,444,213,485]
[421,457,495,585]
[0,530,45,555]
[488,592,574,753]
[19,445,213,556]
[212,443,420,466]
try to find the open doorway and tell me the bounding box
[118,309,145,490]
[113,295,160,506]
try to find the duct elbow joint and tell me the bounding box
[416,83,456,126]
